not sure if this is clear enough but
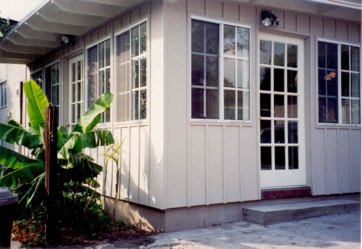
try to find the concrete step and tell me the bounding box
[242,198,360,226]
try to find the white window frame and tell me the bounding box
[44,61,61,108]
[0,81,7,109]
[68,54,84,128]
[114,19,149,123]
[189,16,252,123]
[317,38,360,126]
[85,36,112,125]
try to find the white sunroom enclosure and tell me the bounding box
[0,0,360,231]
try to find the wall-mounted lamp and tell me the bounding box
[261,10,279,27]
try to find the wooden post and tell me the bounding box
[45,105,58,245]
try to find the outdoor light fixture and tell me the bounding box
[261,10,279,27]
[60,35,69,45]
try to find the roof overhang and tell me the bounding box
[0,0,144,64]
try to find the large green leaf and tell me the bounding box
[72,92,113,134]
[23,80,49,133]
[0,120,41,149]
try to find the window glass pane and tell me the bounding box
[318,97,327,123]
[351,46,359,71]
[341,99,350,124]
[238,91,249,120]
[99,70,104,94]
[87,46,97,106]
[327,97,338,123]
[99,42,104,69]
[140,22,147,54]
[72,63,76,82]
[118,32,130,62]
[237,27,249,58]
[318,69,327,96]
[288,147,299,169]
[274,120,285,144]
[224,58,235,88]
[274,94,284,118]
[260,120,271,143]
[261,147,272,170]
[132,91,139,120]
[237,59,249,89]
[140,89,147,119]
[71,104,76,123]
[192,20,204,53]
[77,82,82,102]
[192,88,204,118]
[318,42,326,68]
[260,67,271,91]
[77,61,82,81]
[206,89,219,119]
[206,56,218,87]
[274,42,285,66]
[105,40,110,67]
[118,93,130,122]
[274,68,284,92]
[72,84,76,102]
[140,58,147,87]
[341,45,349,70]
[288,121,298,144]
[326,43,337,69]
[206,23,219,55]
[341,72,350,97]
[118,63,129,92]
[192,55,204,86]
[351,73,360,98]
[224,25,235,56]
[260,93,271,117]
[224,90,235,120]
[287,44,297,68]
[351,100,360,124]
[260,40,272,65]
[326,73,338,96]
[132,60,139,88]
[106,69,110,92]
[288,96,298,118]
[287,70,297,93]
[275,146,285,170]
[132,25,140,57]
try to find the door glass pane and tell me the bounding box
[287,44,297,68]
[274,94,284,118]
[224,58,235,87]
[238,91,249,120]
[206,89,219,119]
[260,40,272,65]
[288,96,298,118]
[260,120,271,143]
[274,69,284,92]
[287,70,297,93]
[224,25,235,56]
[261,147,272,170]
[274,120,285,144]
[192,88,204,118]
[260,93,271,117]
[206,56,218,87]
[224,90,235,120]
[237,27,249,58]
[275,146,285,170]
[260,67,271,91]
[274,42,285,66]
[288,147,299,169]
[288,121,298,143]
[237,59,249,89]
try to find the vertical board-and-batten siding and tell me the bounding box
[164,0,361,209]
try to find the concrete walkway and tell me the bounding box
[12,209,360,249]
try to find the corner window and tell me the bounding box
[115,22,147,122]
[31,70,44,89]
[45,62,60,107]
[318,41,360,124]
[191,20,250,120]
[87,39,111,123]
[0,81,7,108]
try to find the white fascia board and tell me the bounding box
[306,0,362,10]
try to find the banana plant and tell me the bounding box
[0,80,114,207]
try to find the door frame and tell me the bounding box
[258,32,306,189]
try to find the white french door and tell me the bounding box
[69,55,84,128]
[259,33,306,188]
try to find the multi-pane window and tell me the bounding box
[116,22,147,122]
[191,20,250,120]
[31,70,43,89]
[318,41,360,124]
[69,56,84,127]
[87,39,111,123]
[45,62,60,107]
[0,81,6,108]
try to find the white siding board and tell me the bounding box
[188,0,206,15]
[349,129,361,192]
[323,19,336,40]
[311,129,327,195]
[131,7,141,23]
[139,126,150,205]
[120,127,131,200]
[336,20,348,41]
[284,12,297,32]
[296,14,310,34]
[311,16,323,36]
[347,23,360,43]
[206,0,223,19]
[239,6,255,24]
[190,126,206,206]
[324,129,339,194]
[223,2,239,21]
[129,126,140,202]
[337,129,352,193]
[207,126,224,204]
[224,126,241,203]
